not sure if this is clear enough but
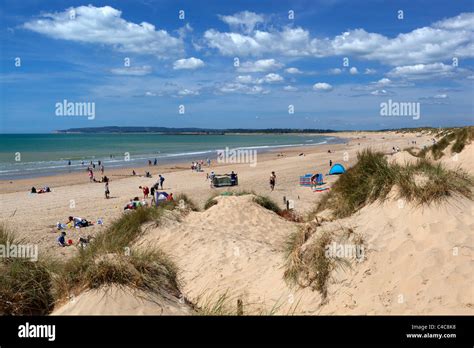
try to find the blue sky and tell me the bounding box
[0,0,473,132]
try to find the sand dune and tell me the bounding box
[53,284,193,315]
[131,192,473,315]
[137,195,322,314]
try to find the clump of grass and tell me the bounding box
[315,149,473,218]
[1,205,184,314]
[283,225,314,288]
[53,205,182,306]
[253,195,281,214]
[283,226,350,299]
[430,134,453,159]
[0,226,55,315]
[284,224,363,299]
[158,193,198,212]
[195,291,236,315]
[318,150,397,218]
[58,249,180,298]
[402,159,473,203]
[204,196,219,210]
[451,127,474,154]
[415,126,474,159]
[86,207,160,256]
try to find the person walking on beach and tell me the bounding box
[159,174,165,189]
[329,159,333,167]
[88,169,94,182]
[270,171,276,191]
[207,158,211,167]
[100,164,104,175]
[154,158,157,166]
[104,181,110,199]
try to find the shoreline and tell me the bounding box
[0,137,348,193]
[0,134,343,181]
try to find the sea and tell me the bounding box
[0,133,343,179]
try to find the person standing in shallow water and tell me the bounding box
[270,171,276,191]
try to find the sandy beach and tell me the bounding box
[0,132,427,258]
[1,130,473,315]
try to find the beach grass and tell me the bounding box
[54,205,181,302]
[412,126,474,159]
[283,224,352,299]
[204,195,219,210]
[0,226,55,315]
[253,195,281,214]
[1,203,184,314]
[314,149,473,218]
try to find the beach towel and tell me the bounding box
[313,187,330,192]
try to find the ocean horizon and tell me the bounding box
[0,133,343,180]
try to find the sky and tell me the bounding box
[0,0,473,133]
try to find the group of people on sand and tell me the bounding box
[191,158,211,172]
[137,174,172,205]
[30,186,51,194]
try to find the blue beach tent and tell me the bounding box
[329,163,346,175]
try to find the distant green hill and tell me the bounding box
[55,126,338,134]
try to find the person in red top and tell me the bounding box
[139,186,149,199]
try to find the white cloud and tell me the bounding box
[329,68,343,75]
[386,63,466,80]
[237,59,283,72]
[173,57,205,70]
[257,73,283,84]
[349,67,358,75]
[236,75,254,84]
[110,65,152,76]
[364,68,377,75]
[23,5,183,58]
[370,89,393,96]
[313,82,333,91]
[219,83,268,94]
[285,67,302,74]
[145,91,157,97]
[204,27,311,57]
[283,85,298,91]
[218,11,264,34]
[178,88,200,96]
[433,12,474,30]
[204,13,474,65]
[377,78,392,85]
[419,93,450,104]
